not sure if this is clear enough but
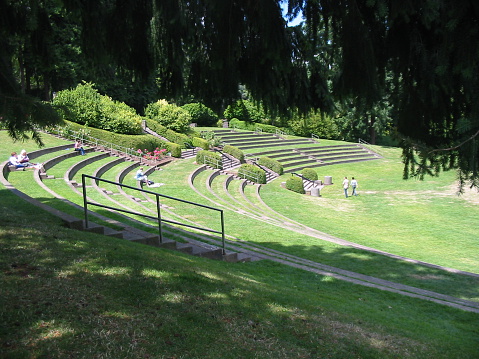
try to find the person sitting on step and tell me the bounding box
[74,139,86,155]
[8,152,26,169]
[18,149,44,170]
[135,167,152,187]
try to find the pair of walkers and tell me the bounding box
[342,176,358,198]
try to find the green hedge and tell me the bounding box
[301,168,318,181]
[258,156,283,175]
[58,121,164,151]
[237,163,266,184]
[196,150,222,169]
[286,175,305,194]
[165,142,182,158]
[192,137,209,150]
[146,119,189,148]
[223,144,245,163]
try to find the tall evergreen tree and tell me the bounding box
[1,0,479,188]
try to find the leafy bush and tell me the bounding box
[98,97,142,134]
[192,137,209,150]
[258,156,283,175]
[224,100,265,122]
[52,82,142,134]
[196,150,222,169]
[289,110,340,139]
[301,168,318,181]
[223,145,245,163]
[286,175,305,194]
[181,103,218,126]
[237,164,266,184]
[53,82,101,127]
[145,99,191,133]
[200,130,222,147]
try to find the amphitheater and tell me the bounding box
[2,128,479,313]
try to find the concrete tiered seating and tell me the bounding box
[2,144,255,262]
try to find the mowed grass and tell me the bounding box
[260,146,479,274]
[1,191,479,359]
[1,130,479,358]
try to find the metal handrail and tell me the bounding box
[81,174,226,254]
[48,126,164,166]
[311,133,320,140]
[275,129,286,137]
[238,167,261,183]
[204,155,222,169]
[291,172,318,187]
[358,138,382,157]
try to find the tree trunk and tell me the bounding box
[369,114,376,144]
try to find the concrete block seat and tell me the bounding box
[223,138,285,148]
[233,139,313,150]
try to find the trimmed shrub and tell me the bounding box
[165,129,189,146]
[165,142,182,158]
[237,163,267,184]
[192,137,209,150]
[145,99,191,133]
[181,103,218,126]
[146,119,190,148]
[145,118,168,136]
[59,120,164,151]
[258,156,283,175]
[301,168,318,181]
[223,144,245,163]
[98,97,143,135]
[196,150,222,169]
[286,175,305,194]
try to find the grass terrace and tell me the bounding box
[1,129,478,358]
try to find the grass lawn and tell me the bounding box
[1,130,479,358]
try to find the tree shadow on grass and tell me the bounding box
[1,225,478,359]
[255,239,479,304]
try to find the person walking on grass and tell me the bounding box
[342,176,349,198]
[351,177,358,196]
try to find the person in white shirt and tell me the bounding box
[351,177,358,196]
[8,152,26,169]
[135,167,150,187]
[16,149,44,171]
[342,176,349,198]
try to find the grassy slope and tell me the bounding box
[1,131,479,358]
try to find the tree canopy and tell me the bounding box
[1,0,479,189]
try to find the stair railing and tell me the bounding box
[237,166,261,184]
[291,172,318,187]
[81,174,226,254]
[203,155,222,169]
[358,138,382,157]
[47,126,165,166]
